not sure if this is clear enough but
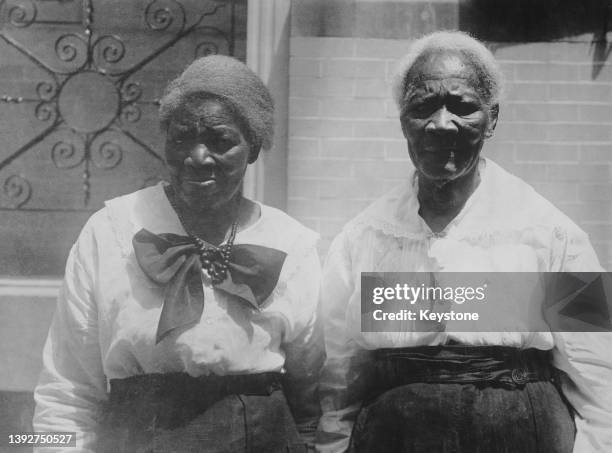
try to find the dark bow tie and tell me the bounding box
[133,229,287,343]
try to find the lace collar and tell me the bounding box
[346,158,498,239]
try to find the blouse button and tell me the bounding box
[205,317,213,325]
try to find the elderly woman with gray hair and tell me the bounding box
[316,31,612,452]
[33,55,324,452]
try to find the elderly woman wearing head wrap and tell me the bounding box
[33,55,324,453]
[316,32,612,453]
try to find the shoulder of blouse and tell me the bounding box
[341,180,421,242]
[97,185,322,263]
[100,183,166,257]
[260,203,319,246]
[338,159,591,244]
[483,159,590,239]
[256,203,319,253]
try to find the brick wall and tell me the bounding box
[288,37,414,254]
[492,41,612,270]
[287,5,612,270]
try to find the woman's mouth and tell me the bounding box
[444,151,457,172]
[182,178,217,188]
[188,179,215,185]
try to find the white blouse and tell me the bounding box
[316,159,612,453]
[33,183,324,452]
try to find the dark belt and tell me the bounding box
[103,372,282,430]
[372,344,554,391]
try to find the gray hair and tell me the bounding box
[392,31,503,111]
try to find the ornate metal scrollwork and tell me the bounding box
[36,81,58,102]
[91,132,123,169]
[121,104,142,123]
[92,34,126,72]
[0,0,237,209]
[121,82,143,103]
[195,41,218,58]
[34,101,58,122]
[2,174,32,208]
[5,0,36,28]
[51,139,85,169]
[194,25,233,59]
[144,0,186,32]
[94,143,122,169]
[55,33,87,64]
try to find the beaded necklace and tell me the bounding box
[164,185,238,284]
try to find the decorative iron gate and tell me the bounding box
[0,0,246,275]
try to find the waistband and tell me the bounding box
[372,345,553,389]
[104,372,283,429]
[109,371,282,404]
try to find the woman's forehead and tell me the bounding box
[408,50,480,85]
[171,96,237,125]
[406,78,480,100]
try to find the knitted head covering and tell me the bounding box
[159,55,274,150]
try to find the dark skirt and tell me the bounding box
[349,346,576,453]
[97,372,307,453]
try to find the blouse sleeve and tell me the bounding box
[316,231,372,453]
[550,227,612,453]
[281,240,326,450]
[33,215,107,453]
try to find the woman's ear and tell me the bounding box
[485,104,499,138]
[399,110,410,139]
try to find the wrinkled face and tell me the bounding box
[400,50,497,183]
[164,96,254,210]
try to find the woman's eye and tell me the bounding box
[168,128,196,145]
[448,100,479,116]
[198,132,235,153]
[214,136,236,151]
[167,126,240,152]
[408,101,436,117]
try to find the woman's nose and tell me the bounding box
[185,143,214,167]
[425,106,458,134]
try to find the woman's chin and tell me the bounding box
[172,183,225,210]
